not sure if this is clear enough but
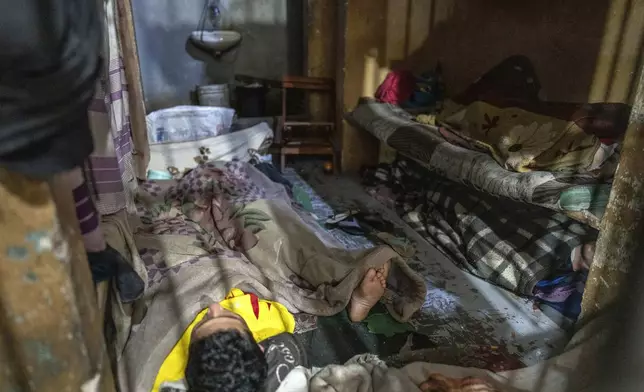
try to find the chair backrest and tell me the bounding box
[282,75,334,91]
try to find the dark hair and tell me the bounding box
[185,329,267,392]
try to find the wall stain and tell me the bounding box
[23,340,62,375]
[25,231,52,253]
[23,271,38,283]
[6,246,28,261]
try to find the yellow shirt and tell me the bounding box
[152,288,295,392]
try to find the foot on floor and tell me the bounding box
[348,260,391,322]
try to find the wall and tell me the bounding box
[132,0,303,112]
[387,0,642,103]
[327,0,643,172]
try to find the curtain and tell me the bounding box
[88,0,140,215]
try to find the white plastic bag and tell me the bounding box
[146,105,236,144]
[147,122,274,173]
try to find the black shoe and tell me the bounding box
[87,244,144,303]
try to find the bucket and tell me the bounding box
[197,84,230,107]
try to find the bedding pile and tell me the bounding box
[435,56,628,174]
[147,121,274,174]
[348,56,621,320]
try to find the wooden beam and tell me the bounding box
[116,0,149,179]
[580,61,644,323]
[338,0,385,172]
[306,0,338,153]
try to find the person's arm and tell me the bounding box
[0,0,102,177]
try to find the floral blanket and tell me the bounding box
[118,161,426,392]
[436,99,601,173]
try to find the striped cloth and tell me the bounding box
[88,0,137,215]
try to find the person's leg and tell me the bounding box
[55,166,143,301]
[57,167,119,283]
[348,260,391,322]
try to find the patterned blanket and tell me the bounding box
[434,56,629,175]
[363,160,598,295]
[347,99,611,228]
[437,99,601,173]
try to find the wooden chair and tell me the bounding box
[277,75,340,173]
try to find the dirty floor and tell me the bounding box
[284,164,569,371]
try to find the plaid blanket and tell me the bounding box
[364,160,598,295]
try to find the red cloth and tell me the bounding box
[375,70,415,104]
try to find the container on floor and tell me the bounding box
[197,84,230,107]
[146,105,235,144]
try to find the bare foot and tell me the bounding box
[348,261,390,322]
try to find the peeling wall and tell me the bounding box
[132,0,304,112]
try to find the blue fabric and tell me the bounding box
[535,274,574,288]
[537,290,584,320]
[254,162,293,192]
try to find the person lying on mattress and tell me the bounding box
[157,289,499,392]
[122,161,426,392]
[155,267,390,392]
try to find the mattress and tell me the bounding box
[346,99,611,228]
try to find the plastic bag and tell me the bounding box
[146,105,236,144]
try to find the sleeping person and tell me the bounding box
[152,276,389,392]
[117,161,427,391]
[158,295,500,392]
[155,290,303,392]
[154,265,390,391]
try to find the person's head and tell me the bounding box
[185,303,267,392]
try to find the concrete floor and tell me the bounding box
[284,163,570,367]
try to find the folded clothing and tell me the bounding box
[88,244,144,303]
[531,242,594,320]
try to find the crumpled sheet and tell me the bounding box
[277,313,610,392]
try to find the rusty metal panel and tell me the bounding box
[0,168,114,392]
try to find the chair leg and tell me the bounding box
[333,151,341,175]
[280,152,286,173]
